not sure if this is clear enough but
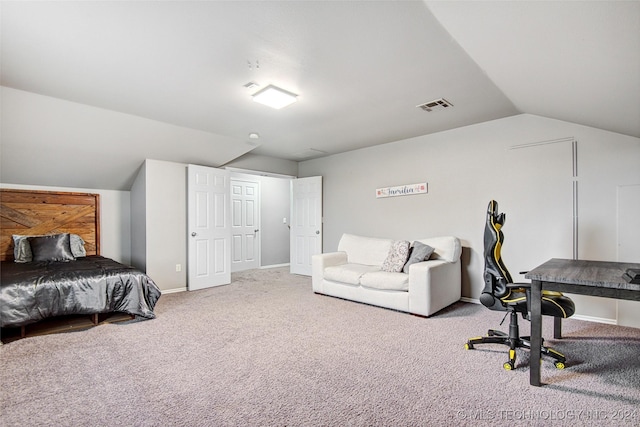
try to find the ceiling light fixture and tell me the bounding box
[252,85,298,110]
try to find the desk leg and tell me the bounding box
[530,280,542,386]
[554,317,562,339]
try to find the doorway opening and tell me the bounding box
[228,168,293,273]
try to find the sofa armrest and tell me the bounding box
[312,252,348,293]
[408,259,461,316]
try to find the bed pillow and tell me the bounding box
[381,240,410,273]
[402,241,435,273]
[27,233,76,262]
[13,233,86,262]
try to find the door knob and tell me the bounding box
[191,232,197,237]
[316,230,320,234]
[254,229,260,233]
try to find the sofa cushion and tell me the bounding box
[360,271,409,291]
[338,234,392,266]
[324,263,381,285]
[415,236,462,263]
[381,240,410,272]
[402,241,435,273]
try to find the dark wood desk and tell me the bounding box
[525,258,640,386]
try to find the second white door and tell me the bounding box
[290,176,323,276]
[231,179,260,272]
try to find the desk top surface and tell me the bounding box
[525,258,640,291]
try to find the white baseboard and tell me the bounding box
[571,314,617,325]
[459,297,617,325]
[161,287,187,294]
[260,263,290,269]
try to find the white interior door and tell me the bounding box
[231,178,260,272]
[290,176,322,275]
[187,164,231,290]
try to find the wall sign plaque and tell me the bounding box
[376,183,427,198]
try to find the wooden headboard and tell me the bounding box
[0,189,101,261]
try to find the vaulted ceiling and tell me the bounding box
[1,1,638,189]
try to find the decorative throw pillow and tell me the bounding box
[13,233,86,262]
[402,241,435,273]
[12,235,33,263]
[381,240,411,273]
[69,234,87,257]
[28,233,76,262]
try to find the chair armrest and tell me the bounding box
[312,252,347,293]
[507,282,531,289]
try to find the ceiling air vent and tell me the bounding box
[417,98,453,112]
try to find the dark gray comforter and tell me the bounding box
[0,256,161,328]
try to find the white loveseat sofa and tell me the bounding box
[312,234,462,317]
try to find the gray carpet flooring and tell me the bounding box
[1,267,639,426]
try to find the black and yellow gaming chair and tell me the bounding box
[465,200,575,370]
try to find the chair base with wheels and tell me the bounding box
[465,311,566,370]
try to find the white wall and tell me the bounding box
[0,183,131,264]
[145,159,188,291]
[298,114,640,327]
[130,162,147,271]
[129,159,188,292]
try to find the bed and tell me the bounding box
[0,189,161,340]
